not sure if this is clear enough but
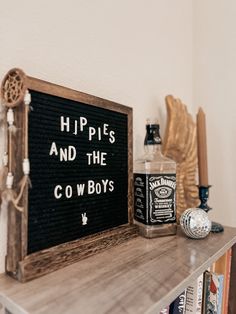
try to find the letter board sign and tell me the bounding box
[0,68,135,282]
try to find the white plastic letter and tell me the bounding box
[54,185,62,199]
[95,183,102,194]
[49,142,58,156]
[68,146,77,161]
[109,180,114,192]
[109,130,115,144]
[100,152,107,166]
[60,116,70,132]
[77,184,85,196]
[60,148,68,161]
[98,127,102,141]
[65,185,73,198]
[73,120,78,135]
[89,127,96,141]
[80,117,87,131]
[86,153,92,165]
[102,179,109,193]
[103,124,109,135]
[88,180,95,194]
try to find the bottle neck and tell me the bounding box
[144,123,162,146]
[144,144,162,156]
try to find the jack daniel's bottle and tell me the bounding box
[134,121,177,238]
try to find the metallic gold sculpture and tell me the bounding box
[162,95,199,221]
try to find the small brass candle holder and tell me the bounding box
[198,185,224,233]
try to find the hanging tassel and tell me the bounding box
[24,90,31,107]
[22,91,31,179]
[0,165,8,212]
[1,173,22,212]
[1,104,21,211]
[0,99,5,127]
[0,100,7,214]
[7,108,17,134]
[6,106,14,189]
[0,104,7,191]
[22,90,31,183]
[1,170,24,211]
[0,192,10,213]
[5,109,18,205]
[2,105,8,168]
[5,106,16,209]
[3,152,8,166]
[14,158,32,210]
[1,90,31,213]
[0,165,7,191]
[6,172,14,189]
[1,189,23,212]
[10,90,32,212]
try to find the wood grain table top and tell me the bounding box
[1,226,236,314]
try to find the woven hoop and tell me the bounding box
[1,68,26,108]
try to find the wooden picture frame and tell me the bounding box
[0,68,136,282]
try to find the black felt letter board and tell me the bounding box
[28,91,128,254]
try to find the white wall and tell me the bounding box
[193,0,236,227]
[0,0,194,273]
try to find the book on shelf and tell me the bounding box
[185,273,203,314]
[202,270,224,314]
[159,306,169,314]
[169,290,186,314]
[161,248,232,314]
[211,248,232,314]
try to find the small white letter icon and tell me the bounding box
[82,213,88,225]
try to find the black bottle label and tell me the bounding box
[134,173,176,225]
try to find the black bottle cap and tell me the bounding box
[144,123,162,145]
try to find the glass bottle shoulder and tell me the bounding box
[134,146,176,174]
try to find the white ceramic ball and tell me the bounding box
[180,208,212,239]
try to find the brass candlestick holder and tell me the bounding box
[198,185,224,233]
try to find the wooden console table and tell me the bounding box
[0,226,236,314]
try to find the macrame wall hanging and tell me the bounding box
[0,101,7,204]
[0,68,134,283]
